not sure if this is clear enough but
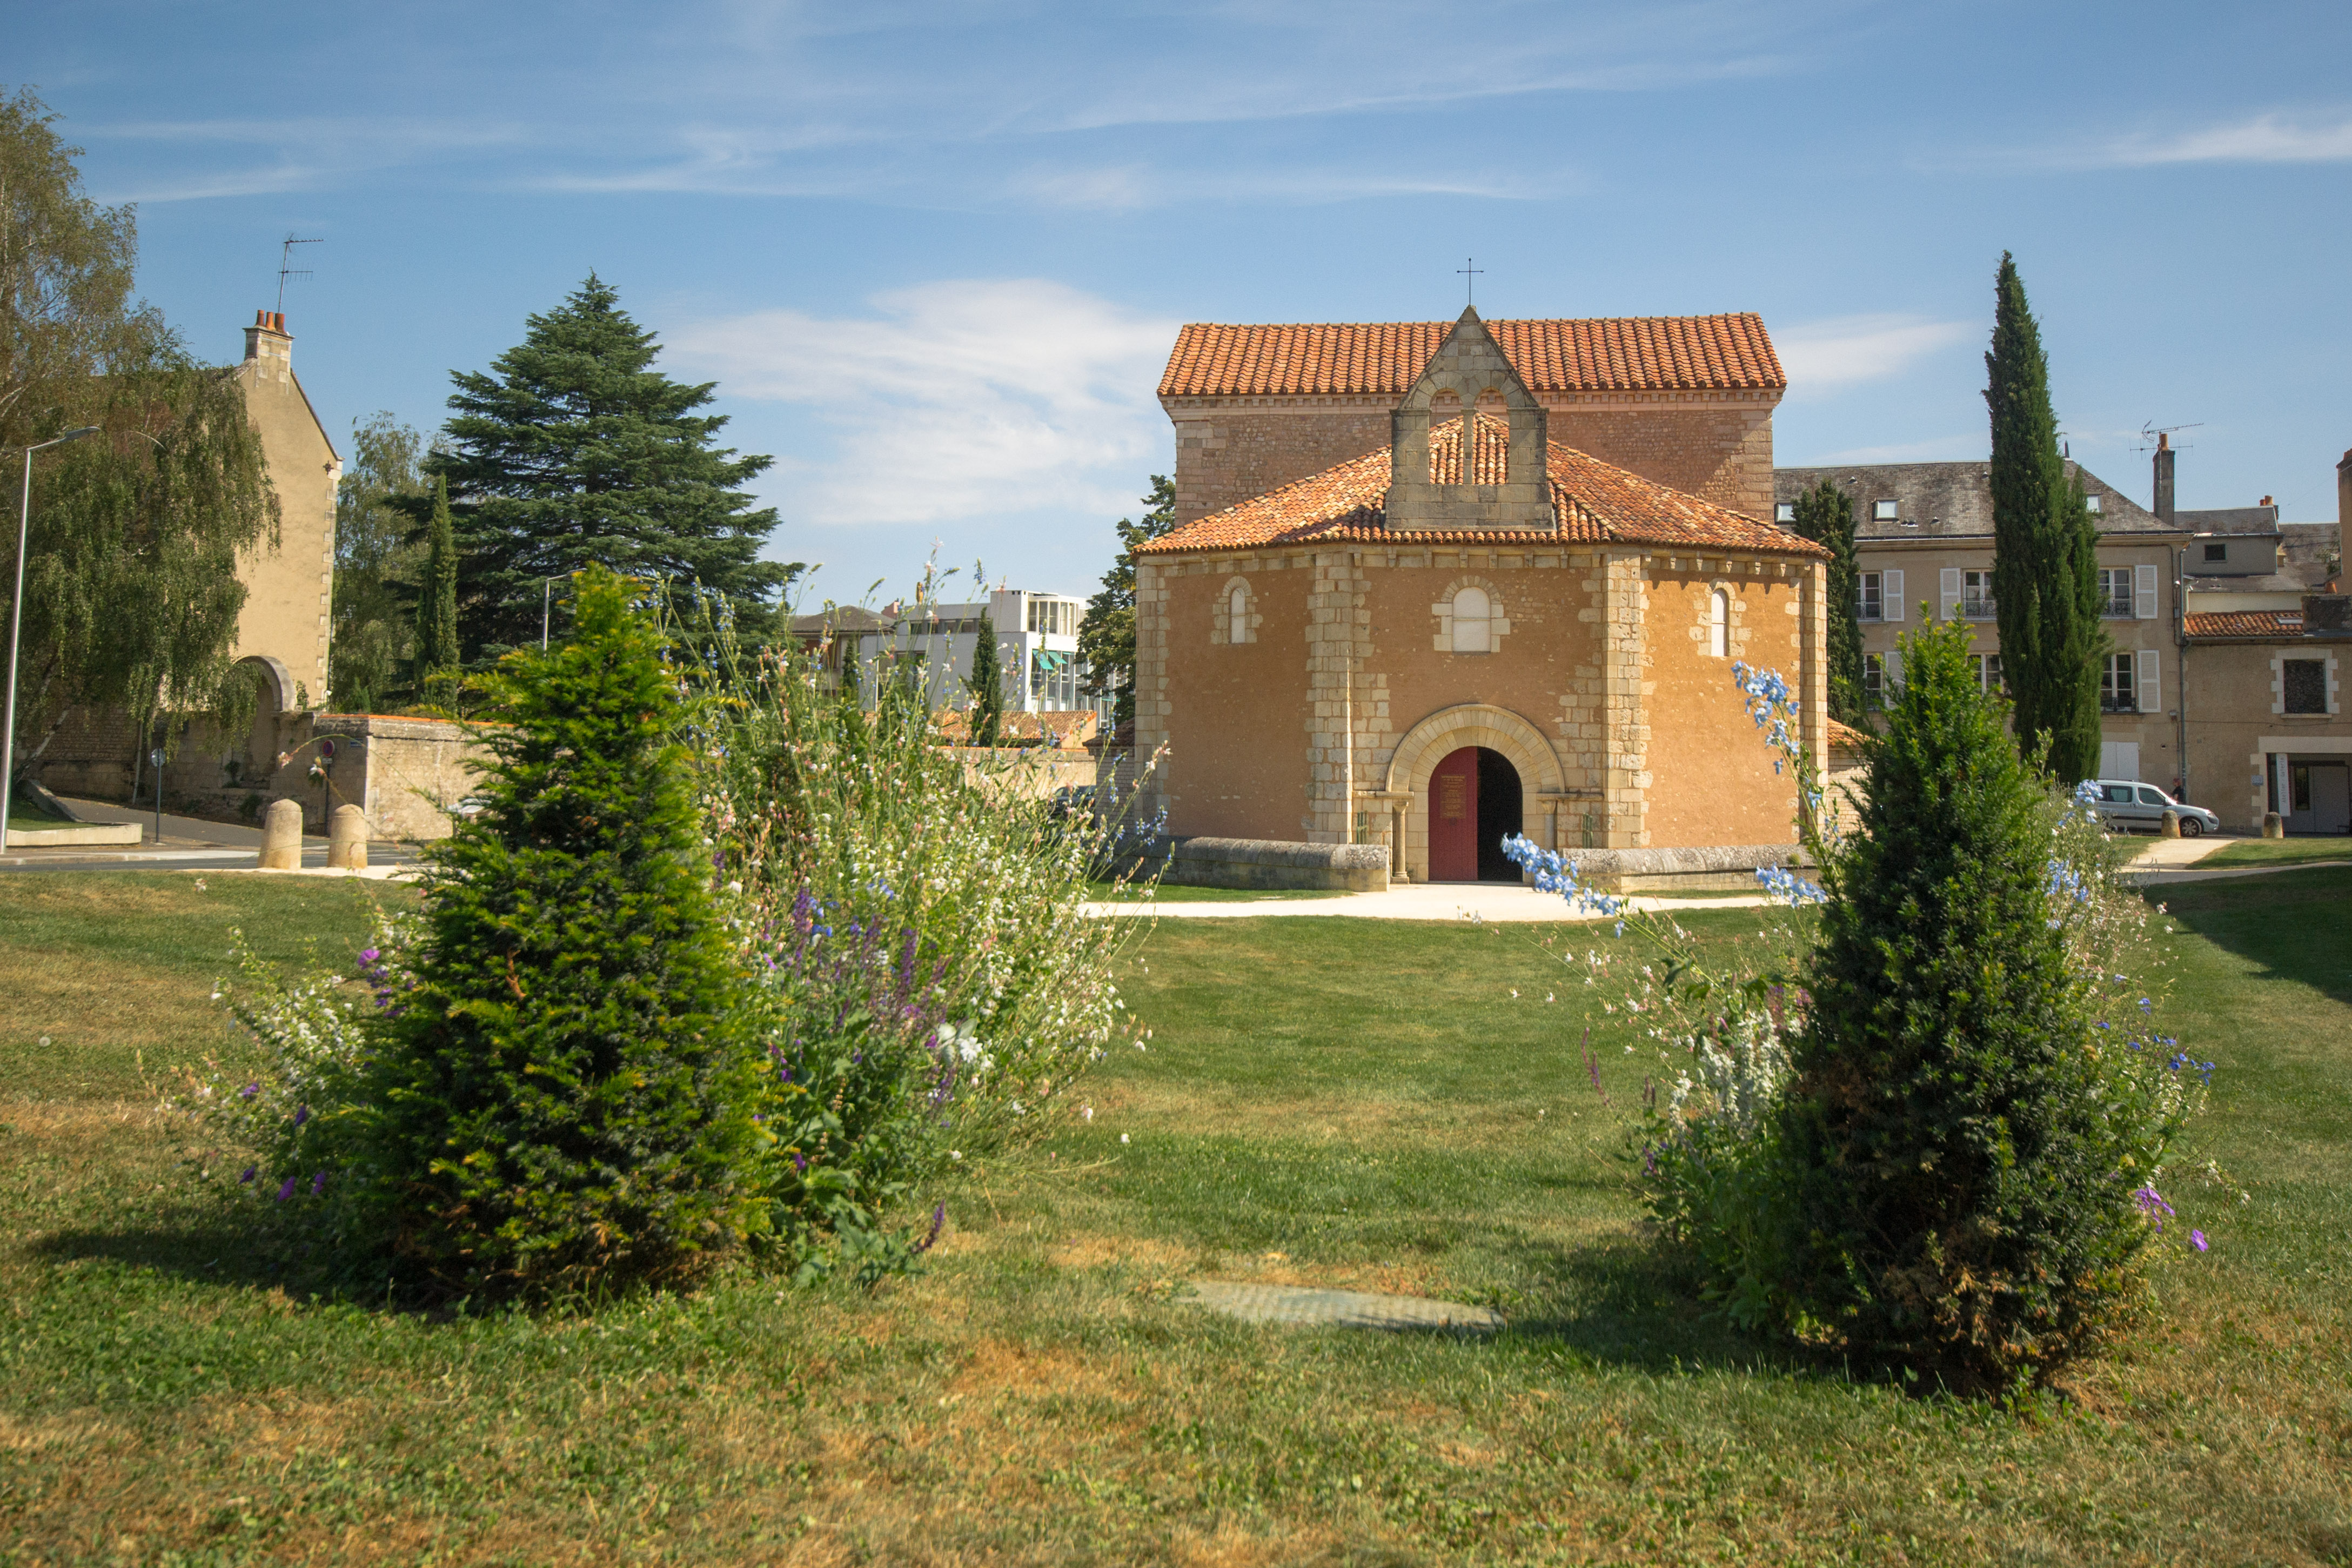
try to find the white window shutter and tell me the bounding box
[1940,567,1963,620]
[1884,648,1903,688]
[1884,568,1905,622]
[2134,562,2159,619]
[2139,650,2161,715]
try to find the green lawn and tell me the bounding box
[2,870,2348,1563]
[2196,835,2352,869]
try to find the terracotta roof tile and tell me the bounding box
[1138,417,1825,560]
[2184,609,2310,640]
[1158,315,1785,399]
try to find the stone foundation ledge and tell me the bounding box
[1148,836,1392,892]
[1562,842,1804,893]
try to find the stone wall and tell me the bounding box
[1136,543,1825,881]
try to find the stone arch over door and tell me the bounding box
[1381,703,1565,882]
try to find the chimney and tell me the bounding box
[2304,593,2350,637]
[242,307,293,374]
[2152,431,2175,524]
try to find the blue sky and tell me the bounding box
[18,1,2351,604]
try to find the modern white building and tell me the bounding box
[835,590,1108,717]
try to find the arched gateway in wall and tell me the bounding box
[1381,703,1565,884]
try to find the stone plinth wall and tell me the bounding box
[1148,835,1391,892]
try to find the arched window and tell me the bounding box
[1229,583,1250,643]
[1707,588,1730,658]
[1451,586,1491,653]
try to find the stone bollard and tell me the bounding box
[327,803,368,869]
[2263,810,2286,839]
[2160,808,2180,838]
[258,798,304,870]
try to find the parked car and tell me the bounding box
[2087,780,2220,836]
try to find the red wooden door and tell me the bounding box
[1428,746,1478,882]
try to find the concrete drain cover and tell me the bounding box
[1184,1280,1502,1332]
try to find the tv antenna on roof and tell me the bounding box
[1457,257,1483,308]
[276,233,321,315]
[2132,420,2202,453]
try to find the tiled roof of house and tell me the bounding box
[1138,416,1825,559]
[1775,461,2174,539]
[1158,314,1785,399]
[2184,609,2310,640]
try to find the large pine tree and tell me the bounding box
[1077,475,1176,730]
[1789,479,1866,722]
[424,276,799,655]
[1986,253,2104,780]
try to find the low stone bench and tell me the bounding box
[1144,836,1392,892]
[1565,842,1805,893]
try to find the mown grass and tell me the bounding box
[2196,836,2352,869]
[1,871,2347,1564]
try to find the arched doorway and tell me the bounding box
[1426,746,1524,882]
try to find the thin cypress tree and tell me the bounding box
[967,607,1005,748]
[1986,253,2105,780]
[1790,479,1866,721]
[414,474,461,683]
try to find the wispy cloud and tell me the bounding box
[666,279,1176,529]
[1774,313,1973,397]
[2082,110,2352,167]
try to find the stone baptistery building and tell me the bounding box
[1133,306,1830,884]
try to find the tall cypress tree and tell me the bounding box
[1986,253,2105,780]
[967,607,1005,747]
[424,275,800,654]
[414,474,461,680]
[1077,475,1177,730]
[1790,479,1866,722]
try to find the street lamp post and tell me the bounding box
[2,427,102,847]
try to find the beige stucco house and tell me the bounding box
[1773,461,2192,792]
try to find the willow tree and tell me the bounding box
[3,90,277,783]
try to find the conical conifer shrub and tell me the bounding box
[363,565,764,1296]
[1777,618,2146,1386]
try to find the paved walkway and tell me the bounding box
[1088,832,2334,919]
[1084,882,1766,922]
[0,796,421,874]
[1183,1281,1502,1332]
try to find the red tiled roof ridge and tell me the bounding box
[1138,423,1825,560]
[1159,313,1786,399]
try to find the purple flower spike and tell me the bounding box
[310,1170,326,1196]
[239,1081,260,1101]
[2191,1230,2208,1252]
[239,1166,256,1184]
[274,1175,298,1202]
[292,1104,310,1127]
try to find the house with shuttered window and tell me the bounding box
[1773,461,2189,790]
